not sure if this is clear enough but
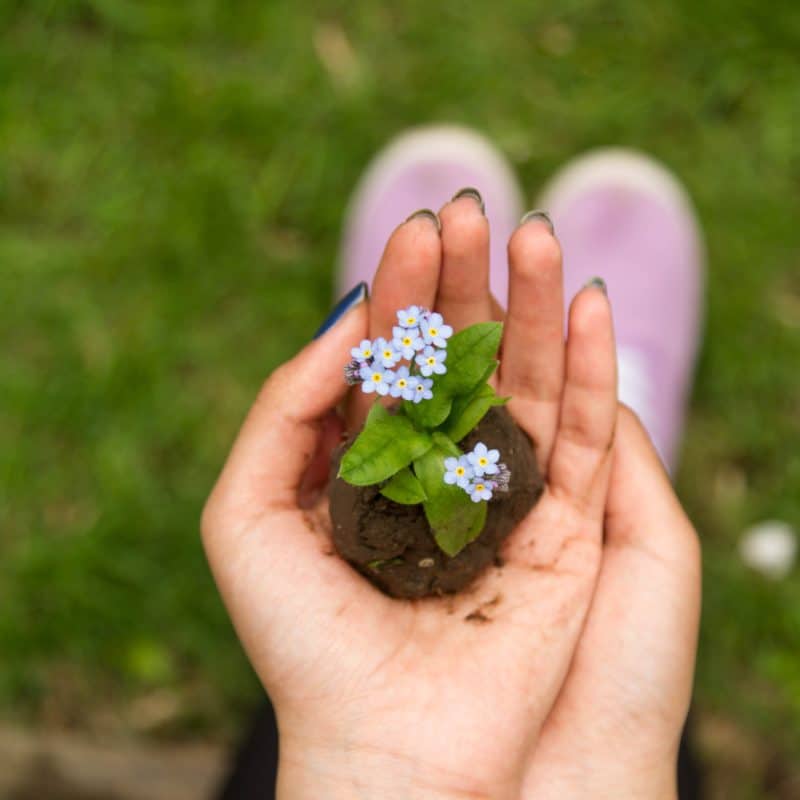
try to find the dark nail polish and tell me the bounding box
[313,282,368,339]
[451,187,485,215]
[518,209,554,234]
[584,276,607,294]
[405,208,441,233]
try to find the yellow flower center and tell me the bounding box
[397,379,407,388]
[429,327,438,336]
[456,466,465,476]
[427,357,436,365]
[476,483,485,492]
[363,349,372,357]
[406,316,416,326]
[383,349,392,358]
[372,373,382,382]
[416,384,424,391]
[402,337,412,346]
[478,457,488,467]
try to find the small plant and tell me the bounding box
[339,306,511,557]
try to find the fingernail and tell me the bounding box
[313,282,368,339]
[405,208,441,233]
[518,209,554,234]
[584,276,607,294]
[451,187,485,215]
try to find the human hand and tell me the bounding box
[202,195,698,799]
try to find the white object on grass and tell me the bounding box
[739,520,797,580]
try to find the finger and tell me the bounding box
[601,405,702,692]
[369,210,442,336]
[205,298,369,517]
[297,410,345,508]
[435,188,493,330]
[490,294,505,320]
[546,283,618,519]
[502,217,565,469]
[348,211,442,424]
[607,406,700,564]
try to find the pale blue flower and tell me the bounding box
[410,376,433,403]
[396,305,426,329]
[389,366,416,400]
[421,312,454,347]
[350,339,374,363]
[415,345,447,377]
[467,442,500,476]
[373,337,401,368]
[359,364,395,396]
[468,480,493,503]
[443,456,473,489]
[392,325,425,360]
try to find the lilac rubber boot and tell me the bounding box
[538,149,705,471]
[337,125,524,306]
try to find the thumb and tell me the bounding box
[593,404,702,723]
[606,405,699,565]
[205,285,368,520]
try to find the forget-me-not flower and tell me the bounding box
[421,312,453,348]
[494,463,511,492]
[410,376,433,403]
[350,339,374,363]
[467,442,500,476]
[443,456,474,489]
[344,359,363,385]
[396,305,427,329]
[372,337,401,368]
[468,480,494,503]
[415,345,447,377]
[392,325,425,360]
[389,366,415,400]
[359,364,395,396]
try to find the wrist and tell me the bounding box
[529,762,677,800]
[277,733,511,800]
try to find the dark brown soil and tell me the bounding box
[329,406,543,598]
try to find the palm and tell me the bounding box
[234,472,600,791]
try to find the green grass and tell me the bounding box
[2,0,799,793]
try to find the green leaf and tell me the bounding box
[436,322,503,397]
[399,324,502,432]
[403,391,452,429]
[380,467,428,504]
[366,400,390,424]
[434,502,487,557]
[339,409,433,486]
[442,382,508,443]
[431,431,461,457]
[413,445,489,557]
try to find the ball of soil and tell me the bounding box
[329,406,543,598]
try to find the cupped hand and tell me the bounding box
[202,196,699,800]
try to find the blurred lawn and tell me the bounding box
[2,0,800,795]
